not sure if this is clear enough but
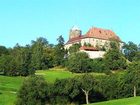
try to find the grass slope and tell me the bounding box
[35,68,104,83]
[0,76,24,105]
[90,97,140,105]
[36,69,74,83]
[0,69,74,105]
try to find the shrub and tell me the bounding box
[67,52,91,73]
[16,76,48,105]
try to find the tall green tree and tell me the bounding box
[18,45,33,76]
[124,61,140,97]
[89,58,108,73]
[98,75,120,100]
[0,55,16,75]
[104,41,127,70]
[0,45,9,56]
[123,41,138,61]
[53,35,65,66]
[78,74,97,104]
[133,51,140,62]
[52,79,71,105]
[67,52,91,73]
[51,76,98,104]
[30,37,48,70]
[42,46,54,69]
[11,44,34,76]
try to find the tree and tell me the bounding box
[53,35,65,66]
[133,51,140,62]
[0,55,16,75]
[89,58,108,73]
[11,44,34,76]
[51,79,71,105]
[78,74,97,104]
[138,44,140,51]
[67,52,91,73]
[65,78,81,100]
[16,76,48,105]
[42,46,54,69]
[30,37,48,70]
[18,45,34,76]
[0,44,35,76]
[98,74,120,100]
[124,61,140,97]
[104,41,127,70]
[69,43,81,54]
[0,45,9,56]
[51,76,97,104]
[109,40,120,49]
[123,41,138,61]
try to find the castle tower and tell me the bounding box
[69,26,82,39]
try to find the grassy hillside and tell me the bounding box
[0,69,75,105]
[89,97,140,105]
[35,68,104,83]
[0,76,24,105]
[36,69,75,83]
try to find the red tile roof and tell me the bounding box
[85,27,121,41]
[66,36,83,44]
[80,46,98,51]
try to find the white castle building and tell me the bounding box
[65,26,123,59]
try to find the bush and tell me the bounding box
[104,49,127,70]
[16,76,48,105]
[67,52,91,73]
[89,58,109,73]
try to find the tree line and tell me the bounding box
[0,36,66,76]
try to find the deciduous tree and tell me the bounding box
[78,74,97,104]
[16,76,48,105]
[67,52,91,73]
[124,61,140,97]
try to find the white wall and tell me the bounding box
[80,50,106,59]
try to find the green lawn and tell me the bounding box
[0,76,24,105]
[89,97,140,105]
[35,69,104,83]
[0,69,75,105]
[35,69,75,83]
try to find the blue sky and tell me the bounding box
[0,0,140,47]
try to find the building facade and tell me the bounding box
[65,26,123,59]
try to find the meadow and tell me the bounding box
[0,76,24,105]
[35,68,75,83]
[0,69,139,105]
[89,97,140,105]
[0,69,74,105]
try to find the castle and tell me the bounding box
[65,26,123,58]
